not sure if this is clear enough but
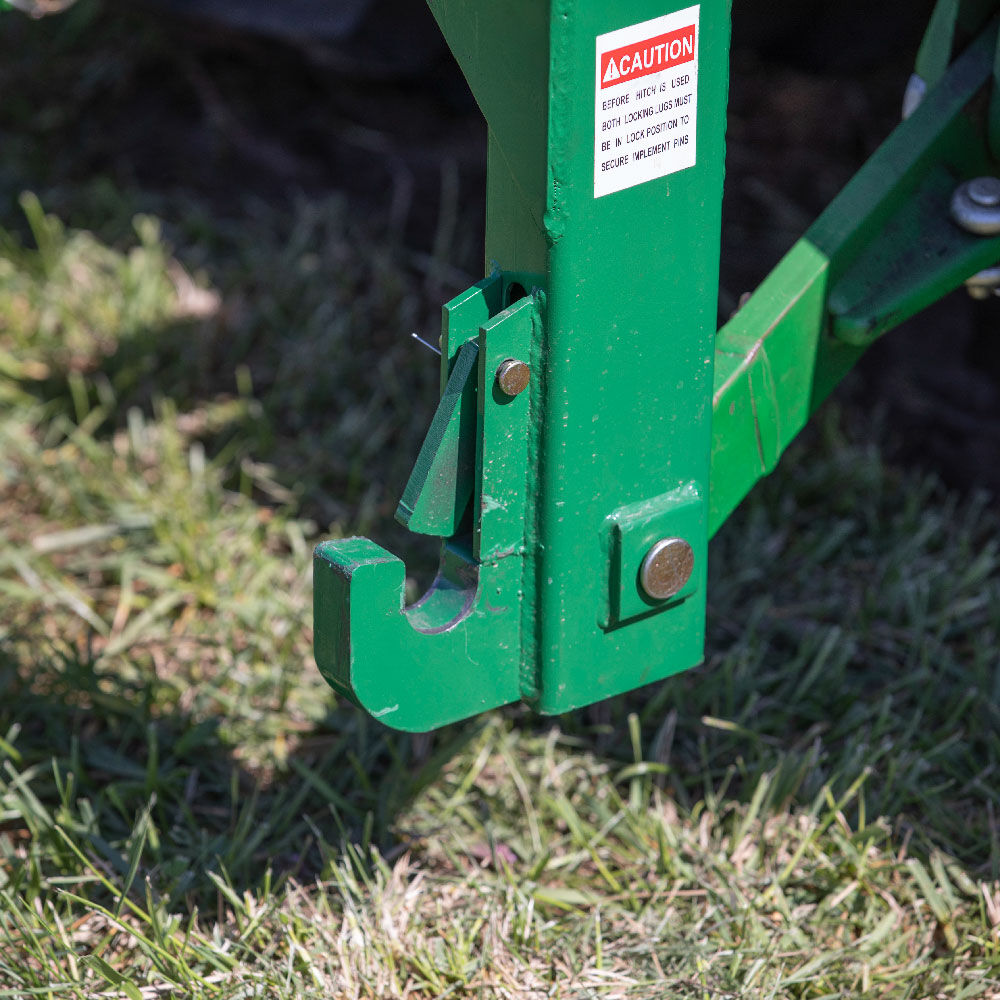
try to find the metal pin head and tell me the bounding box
[964,265,1000,300]
[496,358,530,397]
[639,538,694,602]
[901,73,926,120]
[968,178,1000,207]
[951,177,1000,235]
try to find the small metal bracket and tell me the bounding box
[600,483,705,631]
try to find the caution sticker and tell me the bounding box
[595,6,700,198]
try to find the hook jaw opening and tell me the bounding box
[313,538,524,732]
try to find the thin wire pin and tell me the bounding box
[411,332,442,356]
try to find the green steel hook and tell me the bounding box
[314,287,540,731]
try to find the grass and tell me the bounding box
[0,2,999,997]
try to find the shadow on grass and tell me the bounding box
[592,429,1000,877]
[0,0,484,584]
[0,0,997,927]
[2,426,993,1000]
[0,632,491,912]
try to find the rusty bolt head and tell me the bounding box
[496,358,530,397]
[640,538,694,602]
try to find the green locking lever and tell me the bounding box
[396,337,479,538]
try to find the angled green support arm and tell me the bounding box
[711,17,1000,534]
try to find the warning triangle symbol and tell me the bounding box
[603,57,621,84]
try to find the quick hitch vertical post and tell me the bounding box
[314,0,732,732]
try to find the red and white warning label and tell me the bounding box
[595,6,700,198]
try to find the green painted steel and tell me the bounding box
[916,0,995,89]
[314,294,537,731]
[315,2,1000,732]
[710,16,1000,536]
[396,338,479,537]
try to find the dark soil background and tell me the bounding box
[6,0,1000,499]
